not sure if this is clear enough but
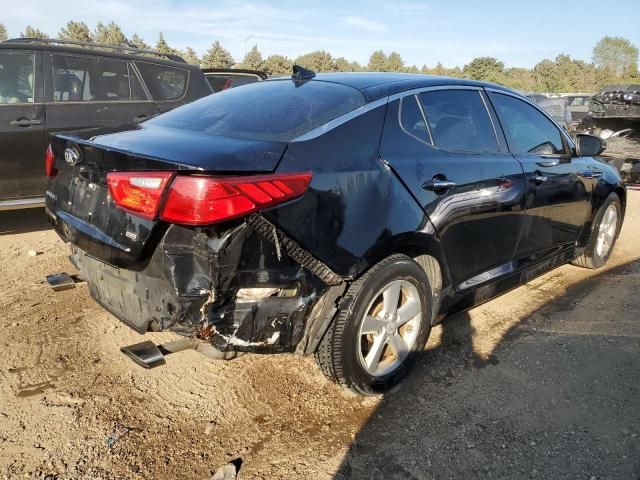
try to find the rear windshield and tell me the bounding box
[146,79,366,142]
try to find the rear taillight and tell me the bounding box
[160,172,312,225]
[106,172,173,220]
[45,144,57,177]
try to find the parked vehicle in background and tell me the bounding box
[45,71,626,395]
[0,38,212,211]
[561,93,593,128]
[527,93,572,130]
[203,68,267,93]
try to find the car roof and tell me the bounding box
[0,41,193,69]
[270,72,513,102]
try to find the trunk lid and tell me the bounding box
[46,125,288,267]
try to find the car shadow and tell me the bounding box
[0,208,51,236]
[334,260,640,479]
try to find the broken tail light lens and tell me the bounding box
[160,172,312,225]
[45,144,57,177]
[106,172,174,220]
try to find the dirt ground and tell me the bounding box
[1,193,639,480]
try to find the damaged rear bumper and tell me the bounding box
[68,214,344,354]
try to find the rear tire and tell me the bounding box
[315,254,432,395]
[572,193,622,269]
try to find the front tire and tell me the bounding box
[315,254,432,395]
[572,193,622,269]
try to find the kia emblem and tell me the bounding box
[64,146,81,166]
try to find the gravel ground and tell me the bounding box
[0,192,638,480]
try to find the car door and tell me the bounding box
[44,53,159,135]
[487,90,592,264]
[0,49,47,202]
[380,88,526,290]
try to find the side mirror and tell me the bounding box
[575,133,606,157]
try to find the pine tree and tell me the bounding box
[0,23,8,42]
[240,45,264,70]
[93,21,127,46]
[129,34,150,50]
[183,47,200,66]
[201,41,234,69]
[263,54,293,76]
[21,26,48,39]
[58,21,93,43]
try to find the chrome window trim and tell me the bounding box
[484,87,576,151]
[388,84,483,102]
[292,96,387,142]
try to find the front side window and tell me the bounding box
[52,55,146,102]
[490,92,565,155]
[419,90,499,153]
[136,62,187,101]
[0,52,35,104]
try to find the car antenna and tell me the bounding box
[292,64,316,81]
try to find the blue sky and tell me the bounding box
[4,0,640,68]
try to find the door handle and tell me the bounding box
[10,118,42,127]
[537,159,560,167]
[422,178,457,192]
[530,174,548,185]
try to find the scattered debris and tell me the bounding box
[210,459,242,480]
[105,423,131,449]
[45,273,76,292]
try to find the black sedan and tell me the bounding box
[45,70,625,395]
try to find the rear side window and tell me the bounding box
[0,51,34,104]
[399,95,430,143]
[52,55,148,102]
[419,90,498,153]
[147,79,366,142]
[206,74,261,93]
[136,62,187,101]
[490,93,565,155]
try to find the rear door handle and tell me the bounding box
[537,159,560,167]
[422,179,457,192]
[10,118,42,127]
[531,175,548,185]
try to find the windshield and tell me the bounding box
[147,79,366,142]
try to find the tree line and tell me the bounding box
[1,20,638,93]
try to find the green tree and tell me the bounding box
[21,26,48,39]
[94,21,127,46]
[593,36,638,77]
[387,51,404,72]
[334,57,351,72]
[155,32,181,56]
[349,61,363,72]
[367,50,388,71]
[58,21,92,42]
[502,67,535,91]
[263,54,293,76]
[294,50,335,72]
[201,41,234,69]
[129,34,150,50]
[240,45,264,70]
[0,23,8,42]
[182,47,200,66]
[462,56,505,84]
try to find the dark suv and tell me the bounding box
[0,38,212,210]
